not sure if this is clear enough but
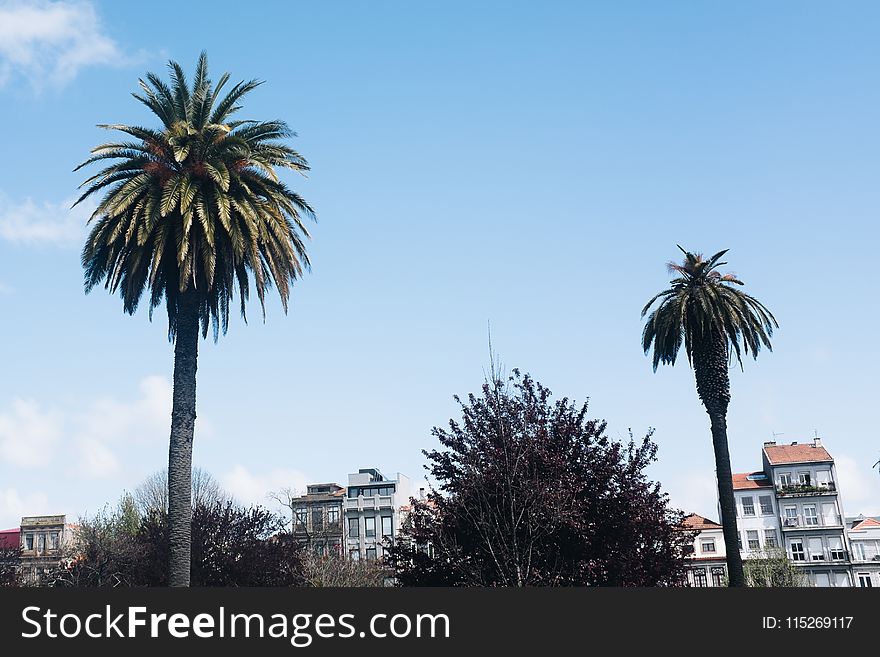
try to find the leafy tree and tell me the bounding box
[49,498,142,587]
[389,369,692,586]
[641,247,777,587]
[74,53,315,587]
[54,501,303,587]
[742,548,809,587]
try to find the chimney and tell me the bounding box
[813,437,822,448]
[763,441,776,446]
[791,441,798,446]
[419,487,425,500]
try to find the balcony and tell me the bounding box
[781,514,842,530]
[344,495,395,511]
[776,482,836,497]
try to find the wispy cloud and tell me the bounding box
[221,465,310,508]
[0,0,128,90]
[0,488,51,528]
[0,376,211,480]
[0,398,63,467]
[0,193,93,246]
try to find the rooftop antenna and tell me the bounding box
[772,431,784,440]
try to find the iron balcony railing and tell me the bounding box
[776,482,836,496]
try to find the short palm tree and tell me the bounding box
[74,53,314,587]
[641,247,777,587]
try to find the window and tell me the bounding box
[737,533,742,550]
[821,503,839,527]
[37,534,45,551]
[348,517,359,538]
[779,473,792,487]
[747,530,760,550]
[313,542,325,556]
[759,496,773,515]
[295,507,307,526]
[813,572,830,587]
[365,517,376,538]
[798,472,811,486]
[784,506,798,527]
[711,567,725,587]
[832,572,849,587]
[852,542,866,561]
[365,547,377,561]
[381,516,393,538]
[742,496,755,516]
[764,529,777,548]
[349,549,360,561]
[809,537,824,561]
[328,507,340,526]
[858,573,873,588]
[312,509,324,531]
[692,569,707,587]
[829,536,845,561]
[701,538,716,554]
[25,534,33,550]
[804,506,818,526]
[791,540,805,561]
[50,533,59,550]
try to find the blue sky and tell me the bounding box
[1,0,879,529]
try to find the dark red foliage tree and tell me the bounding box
[389,369,692,586]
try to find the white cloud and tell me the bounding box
[0,488,51,529]
[836,454,880,517]
[221,465,310,508]
[666,471,719,520]
[0,193,94,246]
[0,0,126,90]
[74,375,172,447]
[0,398,63,467]
[76,436,120,478]
[0,376,203,481]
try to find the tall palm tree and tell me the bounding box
[641,246,777,587]
[74,53,314,586]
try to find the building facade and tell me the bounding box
[847,516,880,588]
[726,438,853,587]
[290,483,346,557]
[681,513,728,587]
[18,515,75,585]
[343,468,411,561]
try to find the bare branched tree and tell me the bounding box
[301,552,389,587]
[134,467,226,515]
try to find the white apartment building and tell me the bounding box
[343,468,412,561]
[725,438,852,587]
[681,513,728,587]
[761,439,851,587]
[847,516,880,588]
[732,471,781,557]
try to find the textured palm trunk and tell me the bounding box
[168,290,199,587]
[693,332,746,587]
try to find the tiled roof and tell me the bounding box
[681,513,722,530]
[732,472,773,490]
[763,443,832,465]
[851,517,880,531]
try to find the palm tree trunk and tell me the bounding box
[708,411,745,586]
[168,290,200,587]
[693,332,745,587]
